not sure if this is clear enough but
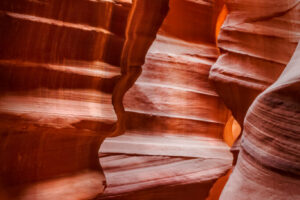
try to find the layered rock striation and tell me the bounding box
[2,0,298,199]
[0,0,167,199]
[210,0,300,125]
[99,0,234,199]
[209,0,300,199]
[220,41,300,200]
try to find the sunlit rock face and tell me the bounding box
[220,42,300,200]
[0,0,130,199]
[209,0,300,125]
[2,0,298,199]
[0,0,167,199]
[99,0,233,199]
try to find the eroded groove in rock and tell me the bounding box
[220,42,300,200]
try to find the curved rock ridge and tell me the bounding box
[220,42,300,200]
[110,0,169,137]
[209,0,300,125]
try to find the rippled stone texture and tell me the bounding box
[3,0,298,199]
[99,0,233,199]
[208,1,300,198]
[220,41,300,200]
[208,0,300,171]
[210,0,300,125]
[0,0,167,199]
[0,0,129,199]
[99,133,232,199]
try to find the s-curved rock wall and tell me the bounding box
[210,0,300,125]
[220,41,300,200]
[1,0,298,199]
[209,0,300,199]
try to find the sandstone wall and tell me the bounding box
[221,41,300,200]
[209,0,300,199]
[99,1,233,199]
[0,0,167,199]
[210,0,300,125]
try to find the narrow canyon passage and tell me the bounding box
[98,1,235,199]
[0,0,299,200]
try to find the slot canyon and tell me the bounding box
[0,0,299,199]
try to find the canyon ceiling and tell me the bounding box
[0,0,299,200]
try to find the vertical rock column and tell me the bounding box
[111,0,170,137]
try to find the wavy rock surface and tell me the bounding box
[4,0,298,199]
[0,0,167,199]
[99,1,233,199]
[220,42,300,200]
[208,1,300,198]
[0,0,129,198]
[99,133,232,199]
[209,0,300,125]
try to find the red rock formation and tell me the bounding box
[99,0,234,199]
[220,41,300,200]
[2,0,298,199]
[209,0,300,169]
[111,0,169,137]
[209,0,300,125]
[0,0,167,199]
[99,134,232,199]
[208,1,300,198]
[206,169,232,200]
